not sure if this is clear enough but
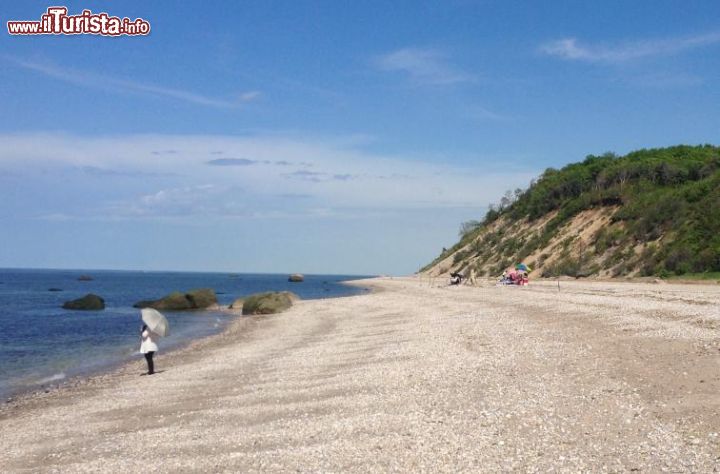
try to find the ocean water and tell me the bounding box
[0,269,369,399]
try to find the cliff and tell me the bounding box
[422,145,720,279]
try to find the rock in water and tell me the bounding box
[288,273,304,282]
[77,275,93,281]
[134,288,217,311]
[48,288,63,292]
[134,292,192,310]
[151,291,194,311]
[62,294,105,310]
[229,298,244,310]
[186,288,217,308]
[132,300,156,309]
[242,292,299,315]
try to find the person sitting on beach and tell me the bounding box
[449,271,463,285]
[140,325,158,375]
[499,271,509,284]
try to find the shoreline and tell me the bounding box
[0,307,246,413]
[1,308,234,404]
[1,279,374,411]
[0,274,707,406]
[4,276,720,470]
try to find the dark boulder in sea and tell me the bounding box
[48,288,63,292]
[242,291,298,315]
[133,288,218,311]
[133,300,157,309]
[151,291,194,310]
[186,288,218,308]
[62,294,105,310]
[77,275,93,281]
[288,273,304,282]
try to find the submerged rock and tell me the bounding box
[288,273,304,282]
[242,292,298,315]
[48,288,63,292]
[62,294,105,310]
[134,288,217,311]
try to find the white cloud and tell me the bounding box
[374,47,474,85]
[0,132,536,220]
[540,32,720,63]
[238,91,262,102]
[6,58,258,108]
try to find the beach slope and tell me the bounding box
[2,277,720,471]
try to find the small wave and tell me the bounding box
[37,372,66,384]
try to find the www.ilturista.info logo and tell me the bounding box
[7,7,150,36]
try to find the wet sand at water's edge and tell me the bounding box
[2,277,720,471]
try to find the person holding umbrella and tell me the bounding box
[140,308,169,375]
[140,325,158,375]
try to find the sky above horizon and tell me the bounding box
[1,1,719,275]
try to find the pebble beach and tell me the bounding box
[2,277,720,472]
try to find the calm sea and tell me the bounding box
[0,269,370,399]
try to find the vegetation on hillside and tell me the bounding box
[423,145,720,278]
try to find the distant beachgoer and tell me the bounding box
[468,268,477,286]
[450,271,464,285]
[140,324,158,375]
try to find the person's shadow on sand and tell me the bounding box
[139,370,166,376]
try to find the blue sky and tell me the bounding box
[1,1,719,274]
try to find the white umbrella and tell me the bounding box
[141,308,170,337]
